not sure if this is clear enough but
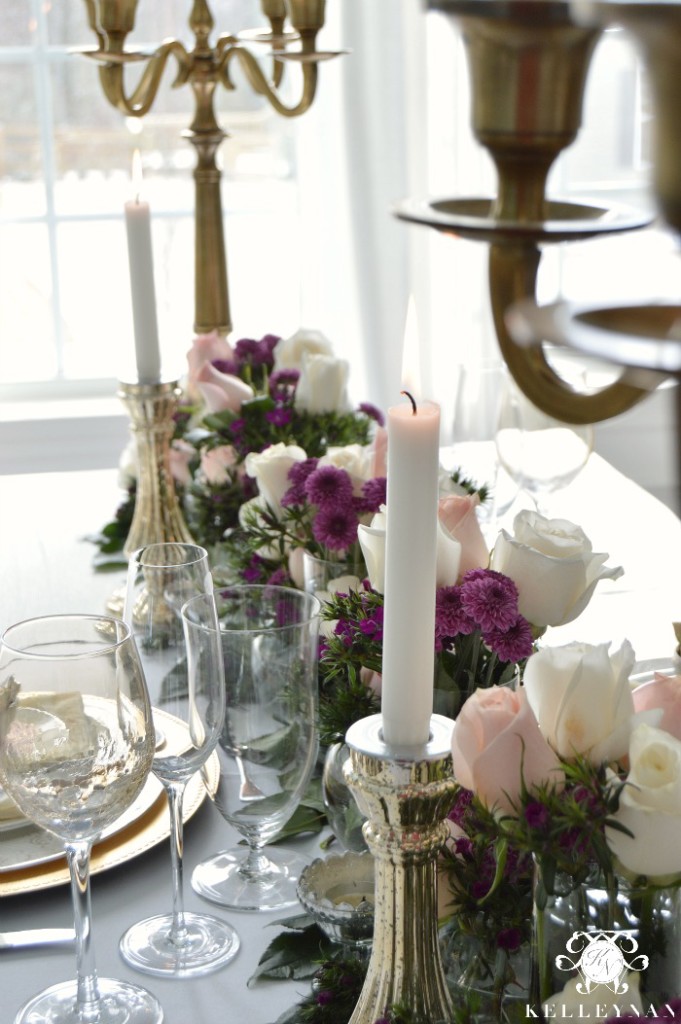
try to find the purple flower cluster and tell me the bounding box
[212,333,280,378]
[280,461,386,555]
[435,568,533,664]
[322,589,384,654]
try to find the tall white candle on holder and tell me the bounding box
[381,300,441,748]
[125,150,161,384]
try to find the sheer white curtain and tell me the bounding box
[294,0,499,433]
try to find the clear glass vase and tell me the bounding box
[321,742,368,853]
[532,862,681,1017]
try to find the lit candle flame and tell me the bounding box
[401,296,421,401]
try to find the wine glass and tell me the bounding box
[119,543,238,978]
[444,360,519,532]
[495,379,594,515]
[0,613,162,1024]
[190,584,321,912]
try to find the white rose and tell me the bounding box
[273,328,333,371]
[358,504,462,593]
[490,510,623,628]
[294,351,350,415]
[524,640,637,764]
[607,723,681,878]
[239,497,287,560]
[318,444,375,492]
[244,442,307,516]
[435,517,461,588]
[358,507,387,593]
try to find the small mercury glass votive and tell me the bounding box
[297,852,375,950]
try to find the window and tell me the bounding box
[0,0,305,400]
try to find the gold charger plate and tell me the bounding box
[0,710,219,898]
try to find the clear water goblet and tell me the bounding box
[190,584,321,912]
[0,613,162,1024]
[443,360,519,534]
[119,543,238,978]
[495,379,594,516]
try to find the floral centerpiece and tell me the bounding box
[448,645,681,1017]
[90,328,384,566]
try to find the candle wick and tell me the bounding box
[400,390,417,415]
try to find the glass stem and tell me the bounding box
[65,840,101,1024]
[242,844,275,880]
[166,779,188,948]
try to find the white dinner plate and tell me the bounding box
[0,709,217,896]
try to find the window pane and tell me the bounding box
[5,1,36,46]
[0,62,43,187]
[57,218,135,380]
[0,223,56,384]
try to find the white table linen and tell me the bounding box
[0,458,679,1023]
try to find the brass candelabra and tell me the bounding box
[507,0,681,391]
[396,0,674,426]
[82,0,339,336]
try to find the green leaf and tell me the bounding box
[247,923,332,985]
[269,802,327,843]
[91,552,128,571]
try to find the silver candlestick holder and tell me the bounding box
[119,379,194,557]
[343,714,457,1024]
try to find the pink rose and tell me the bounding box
[186,331,234,399]
[196,362,254,414]
[438,494,489,578]
[200,445,238,486]
[451,686,563,813]
[168,439,195,486]
[633,673,681,742]
[360,666,382,697]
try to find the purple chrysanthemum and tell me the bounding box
[212,357,239,376]
[460,569,519,632]
[266,567,289,587]
[359,609,383,642]
[315,990,334,1007]
[334,618,355,648]
[448,787,473,827]
[524,801,550,831]
[453,836,473,859]
[483,614,533,662]
[234,334,278,368]
[269,367,299,402]
[280,457,319,507]
[357,401,385,426]
[241,554,265,583]
[435,586,477,640]
[497,927,523,952]
[305,465,354,509]
[312,505,359,552]
[357,476,387,514]
[265,407,292,428]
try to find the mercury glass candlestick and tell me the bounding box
[343,714,457,1024]
[119,379,193,557]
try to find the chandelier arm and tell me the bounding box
[97,41,190,116]
[489,242,650,425]
[222,46,318,117]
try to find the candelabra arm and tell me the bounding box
[221,45,318,118]
[490,242,650,425]
[96,40,191,116]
